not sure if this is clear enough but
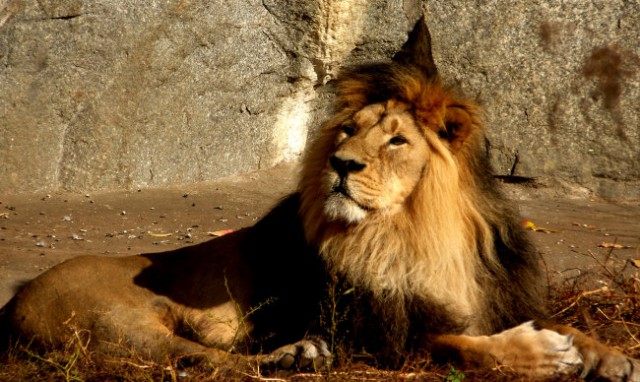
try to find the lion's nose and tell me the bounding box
[329,155,366,176]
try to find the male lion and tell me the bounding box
[1,18,639,381]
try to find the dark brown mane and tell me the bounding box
[337,63,437,109]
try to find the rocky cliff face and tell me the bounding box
[0,1,638,198]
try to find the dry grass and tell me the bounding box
[2,250,639,381]
[548,248,640,358]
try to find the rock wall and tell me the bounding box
[0,0,421,192]
[425,1,639,199]
[0,1,638,199]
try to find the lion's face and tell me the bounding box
[321,101,431,223]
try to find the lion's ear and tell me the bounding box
[393,16,438,78]
[442,105,474,152]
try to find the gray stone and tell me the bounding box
[425,0,640,199]
[0,0,420,192]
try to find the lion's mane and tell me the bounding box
[297,62,545,362]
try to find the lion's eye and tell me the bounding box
[341,125,356,136]
[389,135,408,146]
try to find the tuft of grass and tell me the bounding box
[444,365,465,382]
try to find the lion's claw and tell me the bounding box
[261,338,331,371]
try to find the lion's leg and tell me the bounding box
[542,322,640,381]
[89,305,253,370]
[91,304,329,372]
[428,321,582,377]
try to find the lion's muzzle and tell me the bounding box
[329,155,366,178]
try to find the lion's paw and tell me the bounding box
[489,321,583,376]
[582,349,640,382]
[261,338,331,371]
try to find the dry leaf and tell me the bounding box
[598,242,629,249]
[148,232,172,238]
[520,220,558,233]
[208,229,234,237]
[629,259,640,268]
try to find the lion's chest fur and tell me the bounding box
[318,211,493,336]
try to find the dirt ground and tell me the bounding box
[0,162,638,315]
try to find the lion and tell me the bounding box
[1,18,639,381]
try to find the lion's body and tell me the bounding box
[2,197,325,363]
[2,18,639,381]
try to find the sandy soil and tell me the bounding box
[1,163,639,308]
